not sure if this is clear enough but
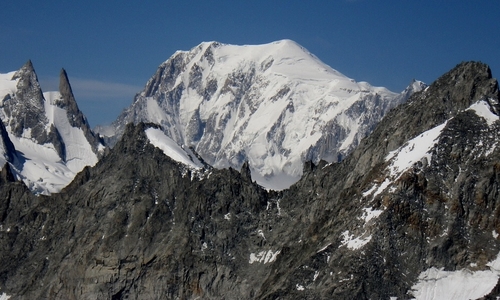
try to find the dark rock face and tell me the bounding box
[0,121,16,164]
[1,62,500,299]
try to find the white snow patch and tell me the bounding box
[0,71,18,104]
[362,207,383,223]
[296,284,305,291]
[493,230,499,239]
[410,252,500,299]
[339,230,372,250]
[373,178,391,198]
[362,120,448,199]
[0,293,10,300]
[313,271,319,281]
[362,184,378,197]
[145,127,203,169]
[468,100,499,126]
[224,213,231,220]
[249,250,280,264]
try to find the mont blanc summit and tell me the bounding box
[101,40,424,189]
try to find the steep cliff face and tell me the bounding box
[0,62,499,299]
[99,40,423,190]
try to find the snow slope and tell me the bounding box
[105,40,422,190]
[410,252,500,299]
[145,127,203,170]
[0,72,18,101]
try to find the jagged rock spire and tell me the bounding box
[55,68,104,154]
[59,68,75,106]
[57,68,83,121]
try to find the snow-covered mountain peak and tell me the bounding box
[103,40,421,190]
[408,79,428,94]
[0,62,104,194]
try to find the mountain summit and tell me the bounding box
[99,40,424,189]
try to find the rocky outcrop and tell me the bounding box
[0,62,499,299]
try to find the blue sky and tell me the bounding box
[1,1,499,126]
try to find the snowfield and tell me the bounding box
[410,252,500,299]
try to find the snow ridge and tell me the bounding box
[145,127,203,170]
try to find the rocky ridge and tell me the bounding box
[0,61,499,299]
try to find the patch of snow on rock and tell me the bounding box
[386,121,447,178]
[249,250,281,264]
[339,231,372,250]
[362,207,383,223]
[410,251,500,299]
